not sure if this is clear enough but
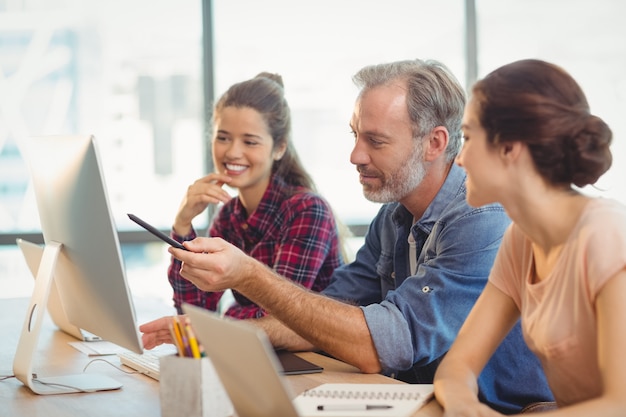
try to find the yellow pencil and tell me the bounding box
[185,323,201,359]
[170,316,186,357]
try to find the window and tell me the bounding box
[0,0,204,301]
[2,0,624,301]
[211,0,466,225]
[476,0,626,201]
[0,0,205,236]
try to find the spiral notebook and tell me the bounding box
[293,383,434,417]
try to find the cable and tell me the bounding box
[31,378,92,393]
[82,357,140,375]
[0,372,37,381]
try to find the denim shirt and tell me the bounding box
[323,164,553,414]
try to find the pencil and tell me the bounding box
[185,323,201,359]
[170,317,186,357]
[175,316,193,357]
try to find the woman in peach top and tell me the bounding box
[433,59,626,416]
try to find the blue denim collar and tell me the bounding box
[391,163,467,234]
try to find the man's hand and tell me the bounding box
[168,237,256,293]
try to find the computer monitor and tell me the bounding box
[13,134,143,395]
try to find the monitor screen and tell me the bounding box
[13,134,143,394]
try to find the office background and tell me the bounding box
[1,0,624,303]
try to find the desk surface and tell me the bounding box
[0,297,443,417]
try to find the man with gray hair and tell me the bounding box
[141,59,553,413]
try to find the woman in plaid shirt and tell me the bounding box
[168,72,344,318]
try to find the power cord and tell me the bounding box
[0,372,38,381]
[82,357,139,375]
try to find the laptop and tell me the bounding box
[182,304,434,417]
[183,303,303,417]
[17,238,102,342]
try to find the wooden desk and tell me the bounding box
[0,298,442,417]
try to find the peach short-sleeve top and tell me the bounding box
[489,198,626,406]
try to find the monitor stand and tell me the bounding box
[12,241,123,395]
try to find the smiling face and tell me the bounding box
[349,83,426,204]
[212,106,284,201]
[456,97,504,207]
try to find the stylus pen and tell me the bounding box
[316,404,393,411]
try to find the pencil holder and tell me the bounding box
[159,355,234,417]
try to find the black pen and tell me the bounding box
[316,404,393,411]
[127,213,188,251]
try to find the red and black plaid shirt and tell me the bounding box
[168,175,343,318]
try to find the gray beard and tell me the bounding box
[364,143,426,203]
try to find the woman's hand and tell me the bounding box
[173,173,232,235]
[139,315,183,349]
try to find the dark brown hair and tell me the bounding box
[213,72,315,190]
[472,59,612,187]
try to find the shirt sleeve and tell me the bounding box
[222,302,267,319]
[583,201,626,298]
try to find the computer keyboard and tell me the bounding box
[118,351,166,380]
[118,348,322,382]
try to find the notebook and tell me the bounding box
[17,238,102,342]
[293,383,434,417]
[182,303,434,417]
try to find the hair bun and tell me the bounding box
[255,72,284,88]
[569,114,612,187]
